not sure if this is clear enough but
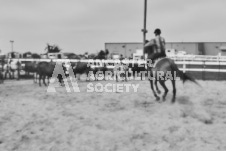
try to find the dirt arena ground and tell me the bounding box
[0,79,226,151]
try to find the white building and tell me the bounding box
[105,42,226,57]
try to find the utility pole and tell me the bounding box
[142,0,148,58]
[124,44,127,58]
[10,40,14,52]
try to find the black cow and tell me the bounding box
[72,62,91,81]
[23,61,38,83]
[37,61,65,86]
[92,65,108,81]
[72,50,109,81]
[128,63,146,80]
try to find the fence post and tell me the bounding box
[182,60,186,73]
[17,59,20,80]
[202,61,205,81]
[218,61,220,80]
[1,58,4,73]
[1,58,4,82]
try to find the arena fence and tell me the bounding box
[1,55,226,80]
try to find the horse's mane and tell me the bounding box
[153,57,168,68]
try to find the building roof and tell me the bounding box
[105,42,226,44]
[220,46,226,51]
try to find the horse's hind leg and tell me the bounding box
[155,80,161,94]
[159,80,168,101]
[149,79,160,101]
[171,80,176,103]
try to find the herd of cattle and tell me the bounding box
[0,50,147,86]
[23,60,146,86]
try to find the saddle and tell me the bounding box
[147,54,166,70]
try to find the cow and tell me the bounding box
[128,62,146,80]
[23,61,38,83]
[114,64,129,82]
[72,50,109,81]
[37,61,66,86]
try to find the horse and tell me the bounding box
[145,42,199,103]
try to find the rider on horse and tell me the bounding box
[145,28,166,63]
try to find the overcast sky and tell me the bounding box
[1,0,226,54]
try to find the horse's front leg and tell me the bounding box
[155,80,161,94]
[149,79,160,101]
[159,80,168,101]
[171,80,176,103]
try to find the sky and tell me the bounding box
[1,0,226,54]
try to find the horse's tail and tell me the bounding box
[169,59,200,86]
[177,70,197,84]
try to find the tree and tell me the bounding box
[32,53,41,59]
[105,49,109,55]
[45,44,61,53]
[64,53,80,59]
[23,51,32,58]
